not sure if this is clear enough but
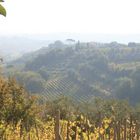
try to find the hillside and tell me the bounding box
[6,41,140,104]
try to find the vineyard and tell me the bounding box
[1,106,140,140]
[0,75,140,140]
[42,76,94,103]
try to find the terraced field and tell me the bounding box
[42,76,94,103]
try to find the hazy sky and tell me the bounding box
[0,0,140,35]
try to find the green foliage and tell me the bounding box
[0,1,6,17]
[14,71,46,93]
[0,75,41,139]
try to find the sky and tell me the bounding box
[0,0,140,35]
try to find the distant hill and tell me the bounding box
[0,35,51,62]
[5,41,140,104]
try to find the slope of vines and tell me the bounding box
[42,76,94,103]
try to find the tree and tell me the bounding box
[0,76,40,139]
[15,71,46,93]
[0,0,6,17]
[115,77,133,100]
[66,39,75,46]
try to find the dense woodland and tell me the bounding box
[1,41,140,139]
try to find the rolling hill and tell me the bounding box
[5,41,140,104]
